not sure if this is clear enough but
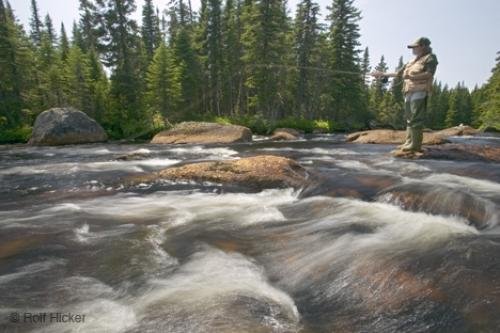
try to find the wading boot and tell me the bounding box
[397,126,412,149]
[402,127,423,153]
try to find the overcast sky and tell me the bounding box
[9,0,500,89]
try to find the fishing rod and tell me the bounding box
[123,63,401,140]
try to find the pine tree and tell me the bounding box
[44,14,55,47]
[145,41,181,120]
[141,0,160,60]
[29,0,43,46]
[172,26,202,119]
[221,0,244,116]
[71,21,84,50]
[204,0,224,115]
[476,51,500,130]
[391,56,404,104]
[445,87,459,127]
[60,23,69,61]
[294,0,321,118]
[360,47,370,86]
[369,55,388,123]
[325,0,365,128]
[64,45,92,113]
[390,56,405,128]
[86,48,109,123]
[78,0,103,52]
[97,0,147,137]
[0,0,34,129]
[241,0,290,120]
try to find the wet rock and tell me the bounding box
[0,237,43,260]
[28,107,108,146]
[377,182,497,229]
[300,173,399,201]
[151,122,252,144]
[128,155,308,190]
[347,125,478,145]
[115,152,150,161]
[392,144,500,163]
[270,128,304,141]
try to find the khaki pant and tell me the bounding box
[402,91,427,151]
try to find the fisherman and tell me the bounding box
[371,37,438,154]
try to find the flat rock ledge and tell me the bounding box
[346,126,478,145]
[151,122,253,144]
[391,144,500,163]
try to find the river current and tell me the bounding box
[1,133,499,332]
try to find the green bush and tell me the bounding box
[207,114,338,134]
[0,126,32,144]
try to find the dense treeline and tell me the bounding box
[0,0,498,143]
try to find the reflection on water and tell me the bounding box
[0,134,500,332]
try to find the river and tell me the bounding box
[1,133,499,332]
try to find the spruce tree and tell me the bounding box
[97,0,147,137]
[29,0,43,46]
[325,0,365,128]
[369,55,388,123]
[205,0,224,115]
[445,87,460,127]
[172,27,202,119]
[241,0,290,120]
[86,48,109,123]
[60,23,69,62]
[78,0,103,52]
[145,41,181,120]
[44,14,55,47]
[294,0,321,118]
[64,45,92,113]
[0,0,33,129]
[221,0,243,116]
[477,51,500,130]
[360,47,370,86]
[141,0,159,60]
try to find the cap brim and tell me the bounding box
[407,44,418,48]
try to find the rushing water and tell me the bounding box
[1,134,500,333]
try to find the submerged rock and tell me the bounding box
[127,155,308,190]
[115,151,150,161]
[151,122,252,144]
[270,128,304,141]
[28,107,108,146]
[377,182,498,229]
[347,125,478,145]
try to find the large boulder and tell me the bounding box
[346,125,478,145]
[127,155,308,190]
[151,122,252,144]
[28,107,107,145]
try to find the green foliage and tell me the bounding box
[475,52,500,130]
[145,42,182,120]
[210,114,335,134]
[1,0,499,146]
[325,0,367,126]
[0,126,32,144]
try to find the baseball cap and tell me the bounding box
[407,37,431,48]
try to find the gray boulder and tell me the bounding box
[28,107,108,146]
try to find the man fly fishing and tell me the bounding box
[371,37,438,155]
